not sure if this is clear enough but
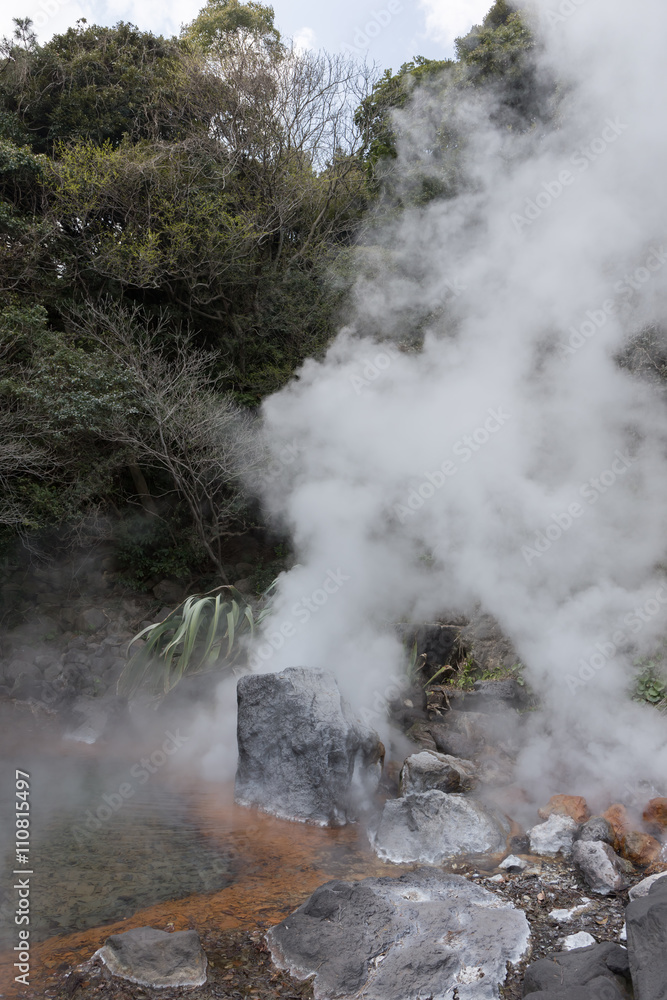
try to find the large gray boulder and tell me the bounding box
[94,926,207,987]
[371,790,510,863]
[399,750,476,795]
[235,668,384,826]
[572,841,627,896]
[626,876,667,1000]
[267,869,530,1000]
[522,942,630,998]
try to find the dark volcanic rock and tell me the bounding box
[525,983,626,1000]
[626,875,667,1000]
[371,789,510,863]
[235,668,384,826]
[522,942,631,997]
[94,926,207,987]
[575,816,618,848]
[267,869,530,1000]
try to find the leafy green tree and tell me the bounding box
[0,20,218,153]
[182,0,281,52]
[356,1,552,200]
[355,57,454,184]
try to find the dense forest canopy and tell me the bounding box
[0,0,544,585]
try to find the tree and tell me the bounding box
[182,0,281,53]
[355,1,553,201]
[69,303,262,580]
[0,20,218,153]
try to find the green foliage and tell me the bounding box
[0,21,210,154]
[182,0,281,52]
[249,544,289,595]
[118,585,273,698]
[113,516,205,590]
[356,57,455,183]
[633,659,667,708]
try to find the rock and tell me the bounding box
[267,868,530,1000]
[628,871,667,900]
[34,654,56,669]
[572,840,627,895]
[235,668,384,826]
[460,612,519,676]
[538,795,590,825]
[626,876,667,1000]
[371,790,510,863]
[75,608,107,632]
[576,816,619,850]
[621,830,662,868]
[549,902,594,923]
[428,722,477,759]
[477,747,516,786]
[522,941,631,997]
[4,659,32,684]
[603,804,630,841]
[528,814,579,856]
[405,721,439,752]
[461,678,530,713]
[447,710,490,746]
[524,985,625,1000]
[562,931,597,950]
[152,580,184,604]
[94,926,207,987]
[500,855,528,872]
[399,750,475,795]
[233,578,253,594]
[11,664,43,700]
[642,797,667,835]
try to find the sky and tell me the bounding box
[0,0,494,73]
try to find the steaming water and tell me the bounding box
[0,713,400,994]
[249,0,667,801]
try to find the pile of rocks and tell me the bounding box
[233,668,667,1000]
[527,794,666,895]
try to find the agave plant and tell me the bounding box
[118,584,276,700]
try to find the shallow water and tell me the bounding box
[0,706,406,996]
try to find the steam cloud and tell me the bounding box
[249,0,667,807]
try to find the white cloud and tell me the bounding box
[418,0,493,51]
[0,0,204,45]
[293,25,316,52]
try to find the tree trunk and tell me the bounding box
[128,461,159,516]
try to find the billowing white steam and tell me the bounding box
[251,0,667,805]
